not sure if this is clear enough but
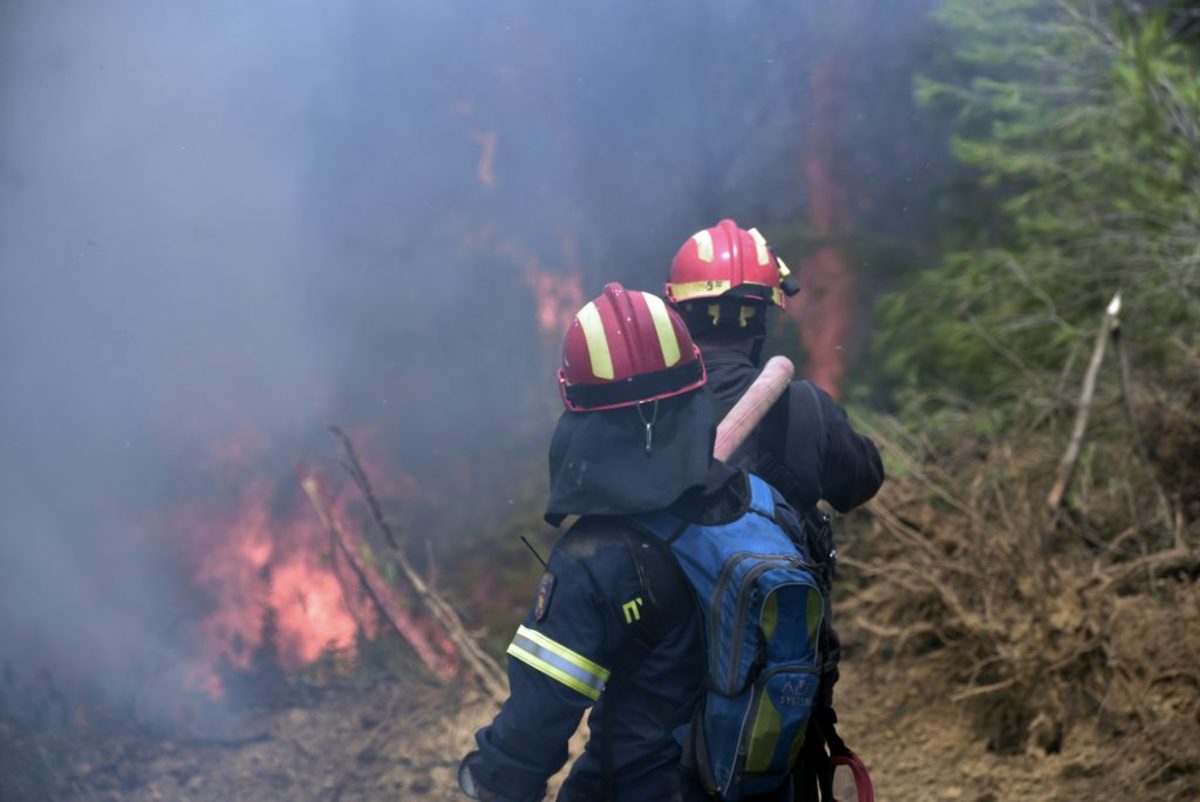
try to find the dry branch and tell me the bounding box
[298,467,457,681]
[1047,291,1121,511]
[848,411,977,522]
[950,677,1016,703]
[1095,545,1200,596]
[328,426,509,706]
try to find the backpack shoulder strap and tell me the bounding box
[746,473,776,518]
[627,509,689,543]
[618,513,693,651]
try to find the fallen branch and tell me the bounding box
[1047,291,1121,512]
[950,677,1016,703]
[329,426,509,705]
[298,466,458,682]
[1095,545,1200,596]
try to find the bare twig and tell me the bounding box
[848,412,977,522]
[1047,291,1121,511]
[1095,545,1200,596]
[327,426,508,705]
[327,529,373,638]
[425,538,438,593]
[299,468,457,681]
[951,678,1017,703]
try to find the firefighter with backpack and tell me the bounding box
[665,220,885,799]
[458,282,862,801]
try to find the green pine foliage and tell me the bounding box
[877,0,1200,414]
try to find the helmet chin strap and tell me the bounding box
[636,400,659,455]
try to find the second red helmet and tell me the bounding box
[665,219,798,309]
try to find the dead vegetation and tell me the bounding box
[838,390,1200,799]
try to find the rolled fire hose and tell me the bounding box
[713,355,877,802]
[713,355,795,461]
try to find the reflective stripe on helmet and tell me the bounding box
[642,293,681,367]
[559,282,706,411]
[668,280,782,305]
[506,625,610,701]
[747,227,771,266]
[574,301,614,380]
[666,279,732,301]
[691,229,715,262]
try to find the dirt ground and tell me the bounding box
[12,633,1190,802]
[836,660,1124,802]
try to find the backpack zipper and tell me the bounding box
[728,663,823,794]
[704,551,788,684]
[725,563,815,694]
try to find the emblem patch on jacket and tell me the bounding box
[534,572,556,622]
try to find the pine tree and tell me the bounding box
[876,0,1200,415]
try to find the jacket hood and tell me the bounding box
[544,387,738,526]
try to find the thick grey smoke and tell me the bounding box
[0,0,938,711]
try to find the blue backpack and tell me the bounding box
[628,474,825,801]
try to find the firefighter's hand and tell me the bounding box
[457,751,496,800]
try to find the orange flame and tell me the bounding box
[503,234,584,339]
[181,475,370,693]
[525,266,584,339]
[169,426,457,698]
[789,49,854,399]
[469,129,498,187]
[458,225,584,340]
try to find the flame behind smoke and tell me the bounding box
[486,231,585,342]
[195,486,360,673]
[789,45,855,399]
[470,129,499,188]
[522,249,585,341]
[174,471,370,697]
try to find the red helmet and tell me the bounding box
[558,282,706,412]
[665,219,798,309]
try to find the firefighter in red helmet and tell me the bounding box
[665,219,882,515]
[667,220,884,800]
[459,283,801,802]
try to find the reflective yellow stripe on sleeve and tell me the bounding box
[506,625,611,701]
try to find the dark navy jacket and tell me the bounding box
[474,515,705,802]
[701,347,884,516]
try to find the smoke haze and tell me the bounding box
[0,0,939,711]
